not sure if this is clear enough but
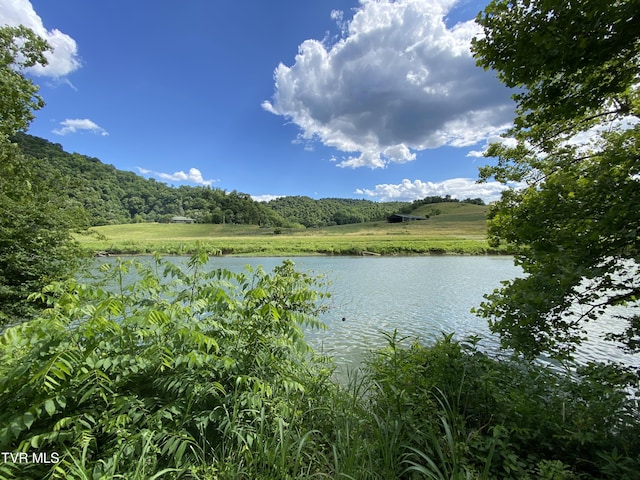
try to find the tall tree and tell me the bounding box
[471,0,640,359]
[0,26,85,325]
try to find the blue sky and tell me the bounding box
[2,0,518,202]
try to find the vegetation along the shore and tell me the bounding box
[2,254,638,479]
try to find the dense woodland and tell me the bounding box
[14,133,283,226]
[13,132,483,228]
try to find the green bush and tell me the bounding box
[0,253,332,479]
[364,333,640,480]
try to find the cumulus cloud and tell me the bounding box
[0,0,81,77]
[53,118,108,136]
[251,194,285,203]
[263,0,514,169]
[356,177,516,203]
[137,167,217,187]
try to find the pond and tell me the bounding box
[93,255,639,370]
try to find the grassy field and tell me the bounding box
[77,202,509,256]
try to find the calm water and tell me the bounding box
[93,255,639,369]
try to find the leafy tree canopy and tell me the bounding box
[472,0,639,148]
[472,0,640,360]
[0,26,49,138]
[0,26,86,325]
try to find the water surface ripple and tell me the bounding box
[94,256,639,370]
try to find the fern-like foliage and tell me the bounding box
[0,252,331,478]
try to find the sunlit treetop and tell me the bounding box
[472,0,640,148]
[0,25,50,137]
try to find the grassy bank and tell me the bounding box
[77,203,510,256]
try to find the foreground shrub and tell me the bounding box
[365,333,640,479]
[0,253,332,479]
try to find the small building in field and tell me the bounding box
[387,213,428,223]
[170,216,195,224]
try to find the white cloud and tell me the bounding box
[251,194,285,203]
[137,167,217,187]
[356,177,516,203]
[466,135,518,158]
[0,0,81,77]
[263,0,514,169]
[53,118,108,136]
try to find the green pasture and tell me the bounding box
[77,203,507,256]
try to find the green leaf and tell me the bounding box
[22,412,34,429]
[44,399,56,417]
[10,418,24,437]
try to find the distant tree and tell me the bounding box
[0,26,86,325]
[461,198,485,206]
[472,0,640,359]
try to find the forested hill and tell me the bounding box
[14,133,285,226]
[10,134,400,227]
[13,133,484,227]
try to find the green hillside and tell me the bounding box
[14,133,488,231]
[13,133,285,226]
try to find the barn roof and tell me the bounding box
[387,213,428,222]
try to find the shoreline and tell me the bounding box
[77,218,511,257]
[88,246,511,258]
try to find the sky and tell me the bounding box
[1,0,519,203]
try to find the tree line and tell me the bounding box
[13,132,467,228]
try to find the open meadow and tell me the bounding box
[76,202,509,256]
